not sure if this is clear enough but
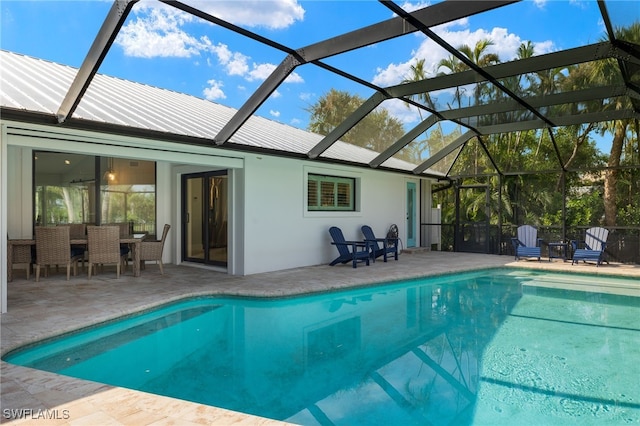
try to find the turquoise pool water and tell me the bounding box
[4,269,640,425]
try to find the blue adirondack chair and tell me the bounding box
[511,225,542,261]
[329,226,370,268]
[361,225,398,262]
[572,227,609,266]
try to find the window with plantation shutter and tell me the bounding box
[308,174,355,211]
[336,182,350,207]
[320,180,335,207]
[308,179,318,207]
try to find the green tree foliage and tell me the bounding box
[306,88,405,154]
[587,23,640,226]
[432,32,639,235]
[309,30,639,236]
[401,58,436,119]
[437,39,501,108]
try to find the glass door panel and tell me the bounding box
[183,171,228,267]
[208,176,228,265]
[185,176,205,261]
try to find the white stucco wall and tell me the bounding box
[241,154,426,275]
[1,121,433,311]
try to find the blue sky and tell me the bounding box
[0,0,628,136]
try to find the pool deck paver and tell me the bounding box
[2,252,639,425]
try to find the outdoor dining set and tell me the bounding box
[7,223,170,282]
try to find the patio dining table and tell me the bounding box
[7,233,147,282]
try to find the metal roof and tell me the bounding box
[1,0,639,179]
[0,50,424,174]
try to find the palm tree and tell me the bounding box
[401,59,443,161]
[588,22,640,226]
[401,59,437,120]
[437,54,467,109]
[438,39,501,174]
[500,41,536,168]
[458,40,500,106]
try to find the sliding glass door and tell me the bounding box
[182,171,228,267]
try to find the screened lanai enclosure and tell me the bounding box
[2,0,639,262]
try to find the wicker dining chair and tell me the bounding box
[10,243,33,280]
[34,226,81,281]
[140,224,171,274]
[103,222,131,269]
[87,226,127,279]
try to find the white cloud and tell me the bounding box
[373,62,416,88]
[269,110,281,117]
[118,2,305,85]
[284,71,304,84]
[299,92,314,101]
[383,98,423,125]
[183,0,305,29]
[432,27,523,63]
[533,0,547,9]
[372,24,555,88]
[271,90,282,99]
[533,40,555,55]
[246,63,303,83]
[247,63,277,81]
[398,1,431,14]
[116,6,203,58]
[370,21,557,125]
[203,79,226,100]
[227,54,252,76]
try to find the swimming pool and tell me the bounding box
[4,268,639,425]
